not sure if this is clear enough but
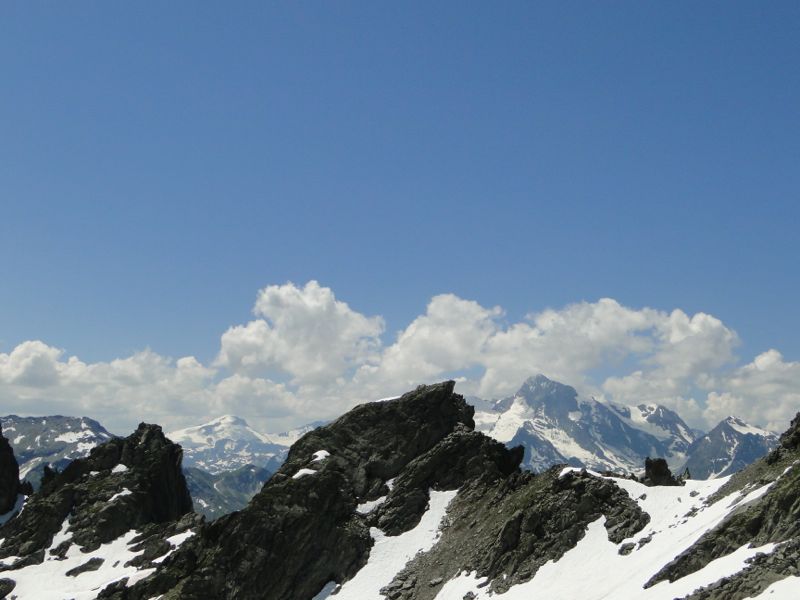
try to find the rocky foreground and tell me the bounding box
[0,382,798,599]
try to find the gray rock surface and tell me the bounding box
[0,423,193,562]
[0,424,21,515]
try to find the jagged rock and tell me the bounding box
[641,457,680,486]
[382,466,650,599]
[0,423,192,561]
[370,425,523,535]
[0,424,20,514]
[65,557,104,576]
[780,412,800,451]
[0,577,16,597]
[110,381,476,600]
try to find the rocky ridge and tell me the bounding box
[0,382,797,599]
[0,423,199,599]
[108,381,479,600]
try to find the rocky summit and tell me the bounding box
[0,382,798,599]
[0,424,22,516]
[0,423,200,599]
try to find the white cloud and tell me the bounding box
[1,282,797,434]
[703,350,800,431]
[216,281,384,383]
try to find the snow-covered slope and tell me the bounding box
[475,375,699,473]
[3,382,798,599]
[435,469,784,599]
[166,415,319,473]
[0,423,200,600]
[681,416,779,479]
[0,415,114,486]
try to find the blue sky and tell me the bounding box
[1,3,798,432]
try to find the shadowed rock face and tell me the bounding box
[105,381,485,600]
[381,467,649,600]
[0,424,20,514]
[642,457,680,487]
[0,423,193,560]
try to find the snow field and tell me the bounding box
[435,472,782,600]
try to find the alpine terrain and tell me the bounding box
[0,416,114,488]
[474,375,778,478]
[1,381,797,599]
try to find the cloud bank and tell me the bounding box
[1,281,797,434]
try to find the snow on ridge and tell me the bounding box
[316,489,457,599]
[109,488,133,502]
[292,468,317,479]
[435,473,781,600]
[725,417,775,438]
[356,495,387,514]
[312,450,330,462]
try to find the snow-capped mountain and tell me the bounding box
[1,382,799,599]
[0,415,114,487]
[166,415,321,474]
[475,374,699,473]
[681,415,779,479]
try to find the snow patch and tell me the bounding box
[292,468,317,479]
[316,489,457,599]
[312,450,330,462]
[109,488,133,502]
[436,474,781,600]
[356,496,387,515]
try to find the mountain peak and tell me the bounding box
[520,373,556,388]
[515,374,579,413]
[211,414,249,427]
[719,415,776,438]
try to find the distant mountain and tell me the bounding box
[21,381,792,600]
[0,415,114,488]
[166,415,322,474]
[184,463,272,520]
[474,375,699,474]
[681,415,779,479]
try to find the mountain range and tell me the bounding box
[166,414,320,474]
[0,381,797,599]
[474,374,778,477]
[1,374,779,524]
[0,413,321,520]
[0,415,114,487]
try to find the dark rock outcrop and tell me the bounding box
[370,424,523,535]
[382,466,650,599]
[0,422,193,561]
[641,457,680,486]
[0,424,20,514]
[109,381,478,600]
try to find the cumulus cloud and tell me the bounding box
[703,350,800,430]
[1,281,797,434]
[216,281,384,383]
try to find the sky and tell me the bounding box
[1,3,798,434]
